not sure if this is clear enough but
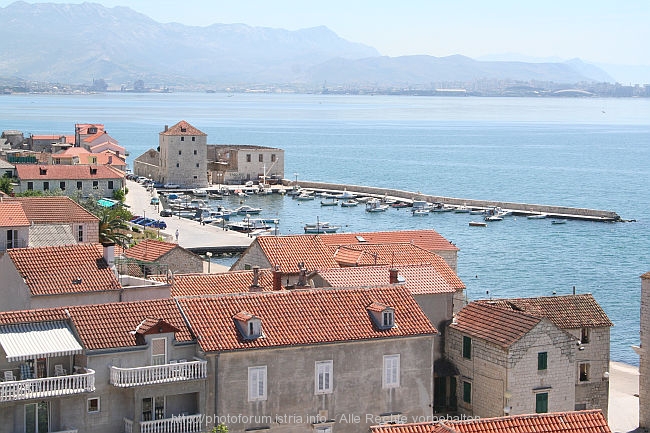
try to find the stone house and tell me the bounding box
[14,164,125,198]
[369,409,611,433]
[5,196,100,245]
[207,144,284,185]
[0,243,170,312]
[636,271,650,429]
[157,121,208,188]
[447,301,577,418]
[0,201,30,251]
[132,148,161,180]
[0,298,206,433]
[176,285,438,433]
[123,239,204,276]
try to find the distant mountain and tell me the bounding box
[0,2,616,88]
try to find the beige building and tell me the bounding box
[158,121,208,188]
[207,144,284,185]
[123,239,204,276]
[638,271,650,429]
[14,164,125,198]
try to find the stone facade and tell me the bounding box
[448,319,576,418]
[639,272,650,428]
[207,144,284,185]
[158,121,208,188]
[133,148,161,180]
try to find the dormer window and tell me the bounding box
[234,311,263,340]
[367,302,396,330]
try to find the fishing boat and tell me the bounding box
[365,199,389,213]
[295,192,315,201]
[341,199,359,207]
[235,205,262,215]
[304,222,341,233]
[551,219,567,225]
[469,221,488,227]
[192,188,208,197]
[320,198,339,206]
[412,209,429,216]
[335,189,357,200]
[391,202,410,208]
[227,217,272,233]
[527,213,547,219]
[454,205,470,213]
[484,215,503,222]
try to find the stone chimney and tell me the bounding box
[272,265,282,291]
[250,266,262,292]
[102,242,115,267]
[296,262,308,288]
[164,125,168,132]
[389,268,399,284]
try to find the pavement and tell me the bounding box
[609,361,643,433]
[124,180,253,254]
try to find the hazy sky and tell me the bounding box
[2,0,649,66]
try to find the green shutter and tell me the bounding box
[463,336,472,359]
[538,352,548,370]
[463,381,472,404]
[536,392,548,413]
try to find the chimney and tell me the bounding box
[389,268,399,284]
[250,266,262,292]
[164,125,169,132]
[296,262,308,288]
[102,242,115,267]
[272,265,282,291]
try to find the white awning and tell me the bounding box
[0,321,83,362]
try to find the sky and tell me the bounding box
[2,0,649,66]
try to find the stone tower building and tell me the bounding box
[639,271,650,429]
[158,120,208,188]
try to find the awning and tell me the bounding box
[0,321,83,362]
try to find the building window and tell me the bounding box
[382,310,394,328]
[192,137,195,141]
[259,154,264,162]
[176,163,180,168]
[315,360,333,394]
[180,137,185,142]
[77,181,82,190]
[151,337,167,365]
[43,181,49,191]
[196,163,199,168]
[193,149,197,155]
[25,402,49,433]
[271,154,276,162]
[579,363,590,382]
[462,381,472,404]
[178,150,182,155]
[87,397,100,413]
[462,336,472,359]
[78,225,84,242]
[581,328,590,344]
[92,180,98,189]
[246,154,251,162]
[108,180,114,189]
[248,366,267,401]
[142,396,165,421]
[59,181,66,190]
[90,156,97,164]
[535,392,548,413]
[538,352,547,371]
[383,354,400,388]
[27,181,33,190]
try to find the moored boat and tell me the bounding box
[469,221,488,227]
[320,198,339,206]
[340,199,359,207]
[304,222,341,233]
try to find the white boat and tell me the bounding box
[192,188,208,197]
[412,200,433,211]
[365,199,389,213]
[340,199,359,207]
[470,209,486,215]
[527,213,547,219]
[227,217,271,233]
[295,192,315,201]
[431,203,454,212]
[469,221,488,227]
[321,198,339,206]
[335,189,357,199]
[551,219,567,225]
[235,205,262,215]
[304,222,341,233]
[454,205,470,213]
[484,215,503,222]
[412,209,430,216]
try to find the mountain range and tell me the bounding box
[0,2,622,89]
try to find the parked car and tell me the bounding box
[160,209,173,217]
[163,183,180,189]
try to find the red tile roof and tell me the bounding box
[8,244,121,296]
[254,235,339,273]
[450,302,542,348]
[75,124,105,135]
[59,147,126,166]
[321,229,459,252]
[161,120,207,136]
[151,269,284,296]
[0,202,30,227]
[15,164,125,180]
[177,285,437,352]
[643,271,650,279]
[475,294,613,329]
[6,196,99,223]
[124,239,179,262]
[314,264,459,294]
[0,308,70,325]
[370,410,611,433]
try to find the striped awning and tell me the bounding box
[0,321,83,362]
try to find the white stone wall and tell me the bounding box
[159,132,208,188]
[160,248,204,274]
[640,273,650,428]
[231,243,272,271]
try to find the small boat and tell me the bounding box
[235,205,262,215]
[484,215,503,222]
[234,189,249,197]
[208,193,223,200]
[227,218,272,233]
[431,203,454,212]
[551,220,567,225]
[335,189,357,200]
[295,192,315,201]
[454,205,470,213]
[469,221,488,227]
[527,213,547,219]
[412,209,430,216]
[192,188,208,197]
[320,198,339,206]
[341,199,359,208]
[304,222,341,234]
[391,202,409,208]
[365,199,389,213]
[470,209,486,215]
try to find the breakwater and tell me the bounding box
[285,180,622,222]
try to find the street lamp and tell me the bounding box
[206,251,212,273]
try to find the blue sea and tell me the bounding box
[2,92,649,366]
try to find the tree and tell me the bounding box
[211,424,228,433]
[0,176,14,194]
[99,207,131,247]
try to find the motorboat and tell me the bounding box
[431,203,454,212]
[365,199,389,213]
[551,219,567,225]
[340,199,359,207]
[469,221,488,227]
[454,205,470,213]
[412,209,429,216]
[484,215,503,222]
[391,202,410,208]
[192,188,208,197]
[335,189,357,200]
[411,200,433,211]
[295,192,315,201]
[527,213,547,219]
[304,222,341,234]
[235,205,262,215]
[227,217,272,233]
[321,198,339,206]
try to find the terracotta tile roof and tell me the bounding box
[8,244,121,296]
[0,202,30,227]
[59,148,126,166]
[15,164,125,180]
[475,294,613,329]
[161,120,207,136]
[450,301,542,348]
[75,124,105,135]
[0,308,70,325]
[314,264,459,294]
[124,239,179,262]
[370,410,611,433]
[643,271,650,279]
[254,235,339,273]
[177,285,437,352]
[321,229,459,252]
[5,196,99,223]
[151,269,284,296]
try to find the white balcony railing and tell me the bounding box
[0,369,95,402]
[110,360,207,387]
[124,414,202,433]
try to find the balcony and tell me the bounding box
[124,414,203,433]
[0,369,95,402]
[110,360,207,387]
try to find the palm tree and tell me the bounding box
[98,208,131,247]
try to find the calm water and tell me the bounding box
[2,93,650,366]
